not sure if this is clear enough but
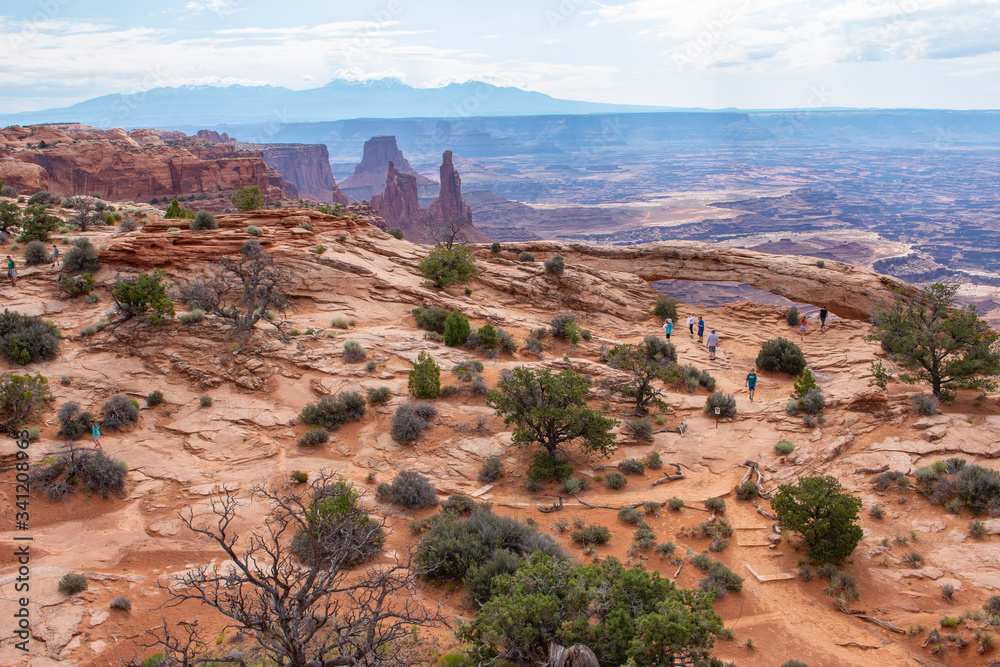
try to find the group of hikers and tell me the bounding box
[660,304,831,405]
[5,245,61,287]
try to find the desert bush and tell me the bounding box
[869,504,886,519]
[775,440,795,456]
[390,402,436,443]
[57,273,96,297]
[58,572,87,595]
[903,551,925,568]
[0,310,60,365]
[111,269,175,325]
[330,316,353,329]
[145,390,163,407]
[418,244,479,289]
[343,339,366,362]
[703,391,737,418]
[377,470,438,508]
[571,524,611,546]
[190,210,218,230]
[549,313,581,344]
[756,338,808,375]
[527,451,574,481]
[479,457,504,482]
[443,310,471,346]
[386,227,404,239]
[365,386,391,405]
[290,479,385,567]
[826,570,860,602]
[178,308,204,324]
[704,497,727,514]
[969,520,987,538]
[300,392,366,431]
[244,225,263,236]
[772,476,863,565]
[408,351,440,399]
[63,238,100,273]
[618,458,646,475]
[0,372,50,430]
[786,306,800,326]
[643,335,677,362]
[118,217,138,232]
[30,447,128,500]
[298,427,329,447]
[110,596,132,611]
[543,254,565,275]
[494,327,517,354]
[57,402,95,440]
[560,477,590,494]
[231,186,265,211]
[199,394,212,408]
[736,479,759,500]
[624,417,654,439]
[605,471,628,490]
[618,506,643,524]
[453,360,485,376]
[524,336,543,357]
[653,294,678,321]
[477,323,499,351]
[799,388,826,415]
[490,241,501,254]
[644,451,663,470]
[100,394,139,430]
[24,240,49,265]
[668,497,685,511]
[412,306,451,334]
[518,251,535,262]
[913,394,941,416]
[26,191,53,205]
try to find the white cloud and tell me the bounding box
[184,0,244,17]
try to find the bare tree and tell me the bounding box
[190,239,291,335]
[431,215,470,250]
[125,471,442,667]
[73,198,106,232]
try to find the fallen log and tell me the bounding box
[753,500,777,520]
[836,604,906,634]
[837,642,881,649]
[538,497,564,513]
[651,463,685,486]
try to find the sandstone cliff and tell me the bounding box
[260,144,348,204]
[0,124,291,201]
[372,150,486,244]
[340,135,434,199]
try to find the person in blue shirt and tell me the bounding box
[91,419,102,449]
[663,319,673,341]
[697,316,705,343]
[746,368,758,402]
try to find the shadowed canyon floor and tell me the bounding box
[0,205,998,667]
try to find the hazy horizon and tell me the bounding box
[2,0,998,115]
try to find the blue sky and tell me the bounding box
[1,0,998,112]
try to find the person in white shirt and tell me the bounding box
[686,314,695,338]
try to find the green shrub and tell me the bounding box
[479,457,504,482]
[518,251,535,262]
[231,186,265,211]
[411,306,450,333]
[704,497,726,514]
[190,210,217,230]
[913,394,940,416]
[146,390,163,407]
[443,310,471,346]
[624,417,653,439]
[549,313,581,344]
[605,471,627,490]
[543,254,565,275]
[26,191,52,205]
[199,394,212,408]
[330,315,353,329]
[645,451,663,470]
[786,306,800,327]
[388,227,404,239]
[58,572,87,595]
[618,458,646,475]
[490,242,501,254]
[618,506,643,524]
[109,596,132,611]
[343,339,366,362]
[290,479,385,566]
[58,273,96,297]
[669,497,684,511]
[301,392,366,430]
[772,476,863,565]
[100,394,139,430]
[775,440,795,456]
[244,225,263,236]
[643,335,677,362]
[703,392,737,418]
[178,308,204,324]
[30,447,127,500]
[653,294,678,321]
[757,338,808,375]
[0,372,50,430]
[418,245,478,288]
[23,240,49,265]
[291,471,308,484]
[736,479,759,500]
[408,351,440,399]
[366,386,391,405]
[0,310,60,365]
[63,238,100,273]
[111,269,175,324]
[391,402,436,443]
[527,451,574,481]
[298,427,329,447]
[917,461,1000,515]
[477,323,499,350]
[571,524,611,545]
[970,520,987,538]
[377,470,438,508]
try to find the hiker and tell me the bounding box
[706,329,719,360]
[800,315,808,338]
[6,255,15,286]
[91,419,102,450]
[51,245,59,268]
[697,316,705,343]
[687,314,695,338]
[663,318,673,341]
[819,305,828,331]
[746,368,757,402]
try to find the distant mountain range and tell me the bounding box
[0,78,669,128]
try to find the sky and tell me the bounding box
[1,0,998,113]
